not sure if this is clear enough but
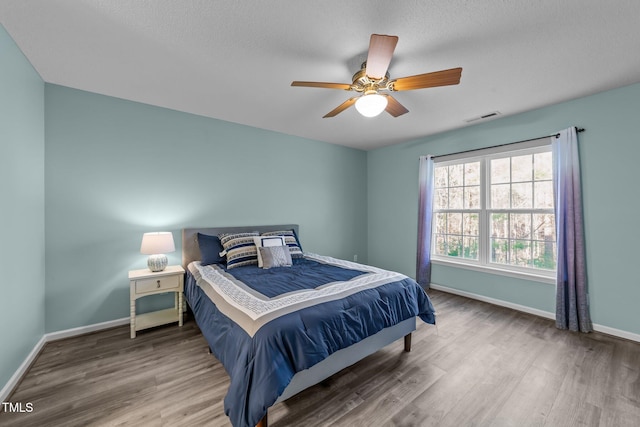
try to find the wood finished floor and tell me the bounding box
[2,290,639,427]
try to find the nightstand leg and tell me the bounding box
[130,298,136,339]
[178,292,184,327]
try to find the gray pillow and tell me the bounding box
[259,245,292,269]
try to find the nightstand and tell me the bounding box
[129,265,185,338]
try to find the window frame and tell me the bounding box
[431,143,556,284]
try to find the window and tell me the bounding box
[432,144,556,280]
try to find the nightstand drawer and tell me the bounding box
[135,275,180,294]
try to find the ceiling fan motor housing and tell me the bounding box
[351,62,391,93]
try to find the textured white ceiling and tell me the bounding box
[2,0,640,150]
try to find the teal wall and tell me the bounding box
[0,25,45,389]
[44,84,368,332]
[367,82,640,336]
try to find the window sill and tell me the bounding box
[431,258,556,285]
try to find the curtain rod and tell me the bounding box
[432,127,585,159]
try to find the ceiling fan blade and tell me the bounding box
[384,95,409,117]
[392,67,462,91]
[291,81,352,90]
[365,34,398,79]
[323,97,357,118]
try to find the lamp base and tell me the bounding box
[147,254,168,272]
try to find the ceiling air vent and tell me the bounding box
[465,111,501,123]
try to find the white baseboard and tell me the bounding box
[0,335,46,402]
[429,283,555,320]
[593,323,640,343]
[45,317,129,342]
[430,283,640,343]
[1,317,129,402]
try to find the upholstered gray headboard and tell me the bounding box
[181,224,299,269]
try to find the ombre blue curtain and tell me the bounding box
[416,155,435,288]
[553,127,592,332]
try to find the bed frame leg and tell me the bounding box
[256,413,268,427]
[404,333,412,352]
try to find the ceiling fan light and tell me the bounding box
[355,93,388,117]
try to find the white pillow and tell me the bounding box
[253,235,286,267]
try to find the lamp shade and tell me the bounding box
[140,232,175,254]
[355,93,388,117]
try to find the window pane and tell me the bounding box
[534,181,553,209]
[510,240,531,267]
[491,184,510,208]
[491,158,510,184]
[435,166,448,188]
[463,213,479,236]
[534,152,552,180]
[465,185,480,209]
[491,213,509,238]
[434,235,447,256]
[511,182,532,208]
[532,240,556,270]
[447,236,462,257]
[533,213,555,241]
[491,238,508,264]
[435,188,448,209]
[449,164,463,187]
[465,162,480,185]
[510,213,531,239]
[435,213,447,234]
[511,155,532,182]
[449,187,464,209]
[447,213,462,235]
[463,237,478,259]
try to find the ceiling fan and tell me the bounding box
[291,34,462,118]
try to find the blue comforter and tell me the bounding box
[184,257,435,427]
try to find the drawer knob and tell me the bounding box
[156,280,161,288]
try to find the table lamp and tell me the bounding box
[140,232,175,272]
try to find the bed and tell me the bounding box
[182,225,436,427]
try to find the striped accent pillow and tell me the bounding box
[261,230,303,258]
[218,232,259,269]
